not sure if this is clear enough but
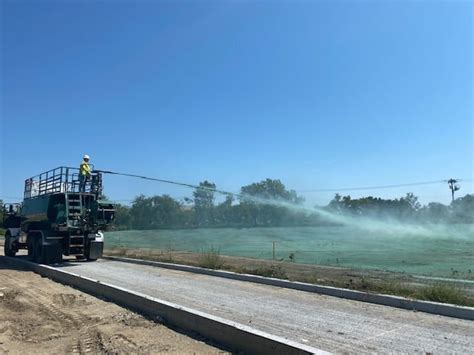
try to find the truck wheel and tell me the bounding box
[51,245,63,264]
[34,238,44,264]
[85,246,97,261]
[33,242,62,265]
[4,231,17,257]
[27,238,35,261]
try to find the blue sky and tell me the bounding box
[1,0,472,205]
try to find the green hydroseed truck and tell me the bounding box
[2,167,115,264]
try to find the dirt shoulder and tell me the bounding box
[0,262,226,354]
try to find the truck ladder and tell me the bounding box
[66,194,85,255]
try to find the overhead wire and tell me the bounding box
[96,169,243,198]
[296,180,447,193]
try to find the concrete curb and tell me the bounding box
[0,256,327,355]
[103,255,474,321]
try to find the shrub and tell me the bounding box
[414,284,471,306]
[199,247,224,270]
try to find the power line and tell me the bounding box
[96,169,243,198]
[296,180,447,193]
[297,178,474,193]
[98,170,473,196]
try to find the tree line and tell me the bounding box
[110,179,474,230]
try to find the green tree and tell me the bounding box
[193,181,216,227]
[214,194,234,226]
[129,194,186,229]
[326,193,422,221]
[450,194,474,223]
[129,195,153,229]
[239,179,304,226]
[151,195,183,228]
[419,202,449,223]
[114,203,131,229]
[327,193,343,212]
[240,179,303,203]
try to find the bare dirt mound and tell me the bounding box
[0,265,226,354]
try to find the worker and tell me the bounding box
[79,154,91,192]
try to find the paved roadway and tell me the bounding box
[56,259,473,354]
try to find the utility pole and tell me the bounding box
[447,179,460,202]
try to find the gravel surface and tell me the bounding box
[54,258,474,354]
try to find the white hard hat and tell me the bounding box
[83,154,90,160]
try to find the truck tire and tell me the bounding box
[4,231,17,257]
[85,240,103,261]
[45,244,62,264]
[34,238,43,263]
[34,240,60,265]
[51,245,63,264]
[85,246,97,261]
[27,237,35,261]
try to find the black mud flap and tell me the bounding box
[87,241,104,261]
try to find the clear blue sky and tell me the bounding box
[1,0,473,206]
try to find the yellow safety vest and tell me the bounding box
[80,160,91,176]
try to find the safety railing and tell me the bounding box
[23,166,96,198]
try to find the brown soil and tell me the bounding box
[0,263,227,354]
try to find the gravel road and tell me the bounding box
[54,258,474,354]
